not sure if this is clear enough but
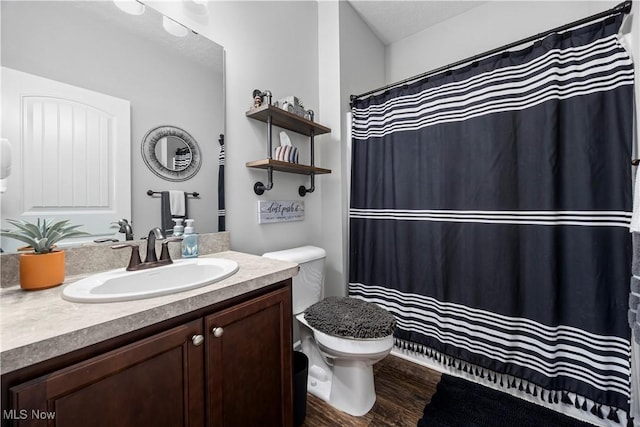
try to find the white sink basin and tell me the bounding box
[62,258,239,303]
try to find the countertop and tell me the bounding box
[0,251,298,375]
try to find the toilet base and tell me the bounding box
[307,364,332,404]
[307,359,377,417]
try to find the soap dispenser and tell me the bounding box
[173,218,184,237]
[182,219,198,258]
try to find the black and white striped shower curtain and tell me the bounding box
[350,17,635,416]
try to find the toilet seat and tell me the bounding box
[303,296,396,340]
[296,313,393,356]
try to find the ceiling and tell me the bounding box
[346,1,487,45]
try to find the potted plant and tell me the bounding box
[1,218,88,290]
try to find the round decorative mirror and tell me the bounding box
[141,126,201,181]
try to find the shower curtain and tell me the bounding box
[350,16,635,417]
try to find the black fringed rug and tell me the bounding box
[418,375,596,427]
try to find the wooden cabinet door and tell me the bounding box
[206,285,293,427]
[8,319,205,427]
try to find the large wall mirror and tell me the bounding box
[1,1,225,252]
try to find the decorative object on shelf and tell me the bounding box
[246,89,331,197]
[257,200,305,224]
[0,218,88,290]
[274,96,309,120]
[252,89,263,109]
[251,89,272,111]
[274,131,299,164]
[141,125,202,182]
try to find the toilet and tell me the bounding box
[263,246,394,417]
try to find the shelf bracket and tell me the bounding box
[253,90,275,196]
[298,172,315,197]
[299,123,316,197]
[254,166,274,195]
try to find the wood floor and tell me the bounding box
[301,355,442,427]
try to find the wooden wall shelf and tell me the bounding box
[246,91,332,196]
[246,159,331,175]
[246,104,330,137]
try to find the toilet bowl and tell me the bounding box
[263,246,395,417]
[297,313,393,416]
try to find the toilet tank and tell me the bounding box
[263,246,326,314]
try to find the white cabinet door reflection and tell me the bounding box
[1,67,131,252]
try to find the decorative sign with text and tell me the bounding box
[257,200,305,224]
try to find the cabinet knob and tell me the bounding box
[211,327,224,338]
[191,334,204,346]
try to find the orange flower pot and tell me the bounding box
[19,250,66,290]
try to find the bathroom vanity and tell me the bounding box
[0,251,298,427]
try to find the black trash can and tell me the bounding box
[293,351,309,427]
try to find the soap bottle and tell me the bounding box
[173,218,184,237]
[182,219,198,258]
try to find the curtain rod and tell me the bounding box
[350,0,632,105]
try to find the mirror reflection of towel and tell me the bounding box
[161,191,188,235]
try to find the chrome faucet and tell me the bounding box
[112,219,134,241]
[111,227,182,271]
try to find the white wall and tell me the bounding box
[333,1,386,296]
[151,1,323,256]
[314,1,386,298]
[317,1,344,297]
[386,1,621,84]
[153,1,384,295]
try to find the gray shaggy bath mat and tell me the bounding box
[304,296,395,339]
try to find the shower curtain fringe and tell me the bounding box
[394,337,629,424]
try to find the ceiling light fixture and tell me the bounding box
[183,0,209,16]
[162,16,189,37]
[113,0,145,16]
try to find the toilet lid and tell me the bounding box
[303,296,395,339]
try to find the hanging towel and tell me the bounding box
[161,191,188,235]
[631,169,640,232]
[169,190,185,216]
[218,134,225,232]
